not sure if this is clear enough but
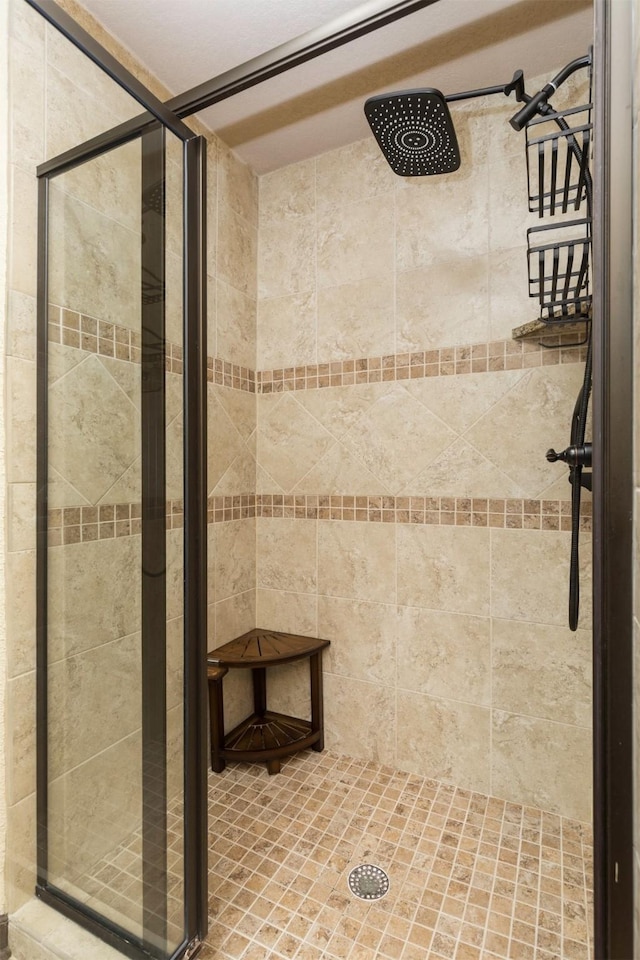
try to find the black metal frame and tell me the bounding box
[28,0,636,957]
[140,125,168,950]
[181,135,209,949]
[591,1,634,957]
[35,176,49,909]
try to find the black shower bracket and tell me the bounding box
[509,53,592,131]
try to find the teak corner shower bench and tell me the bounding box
[207,628,331,775]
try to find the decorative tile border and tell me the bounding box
[48,495,592,544]
[255,495,592,531]
[48,304,142,364]
[48,304,255,391]
[47,500,184,546]
[206,357,256,393]
[257,335,588,393]
[48,502,142,547]
[207,494,257,523]
[49,304,586,399]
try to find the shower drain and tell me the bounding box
[347,864,390,901]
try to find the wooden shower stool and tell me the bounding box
[207,628,330,775]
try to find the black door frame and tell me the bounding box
[592,1,634,957]
[27,0,634,956]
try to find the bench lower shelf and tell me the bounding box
[218,710,322,774]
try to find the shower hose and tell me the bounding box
[568,327,592,631]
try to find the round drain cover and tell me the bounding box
[347,864,390,900]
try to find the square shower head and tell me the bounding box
[364,88,461,177]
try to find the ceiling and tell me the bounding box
[79,0,594,174]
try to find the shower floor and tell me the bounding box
[201,751,593,960]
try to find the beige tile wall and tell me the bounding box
[257,80,582,370]
[255,80,593,823]
[257,516,592,822]
[205,132,258,735]
[7,2,54,912]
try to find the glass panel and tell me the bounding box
[47,138,144,937]
[45,127,186,956]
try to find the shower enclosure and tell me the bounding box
[23,0,634,958]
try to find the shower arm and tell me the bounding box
[441,70,526,107]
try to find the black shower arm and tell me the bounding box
[509,54,592,131]
[442,70,526,106]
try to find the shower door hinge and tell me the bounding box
[183,938,202,959]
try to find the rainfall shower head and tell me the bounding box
[364,88,460,177]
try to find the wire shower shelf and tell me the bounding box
[527,217,592,323]
[525,102,593,218]
[522,59,592,325]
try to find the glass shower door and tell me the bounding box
[37,123,201,959]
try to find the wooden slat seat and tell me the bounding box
[207,628,330,775]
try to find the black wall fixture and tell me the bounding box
[518,53,594,634]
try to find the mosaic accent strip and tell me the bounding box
[48,495,591,544]
[255,495,593,531]
[48,304,142,364]
[207,357,256,393]
[48,502,141,547]
[48,304,255,391]
[48,496,255,545]
[47,500,185,546]
[49,305,586,398]
[257,335,588,393]
[207,494,257,523]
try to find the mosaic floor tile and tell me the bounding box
[205,751,593,960]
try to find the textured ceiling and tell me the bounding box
[79,0,594,173]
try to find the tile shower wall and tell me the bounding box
[256,82,592,823]
[5,0,258,911]
[206,130,258,734]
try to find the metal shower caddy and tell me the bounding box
[522,70,593,326]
